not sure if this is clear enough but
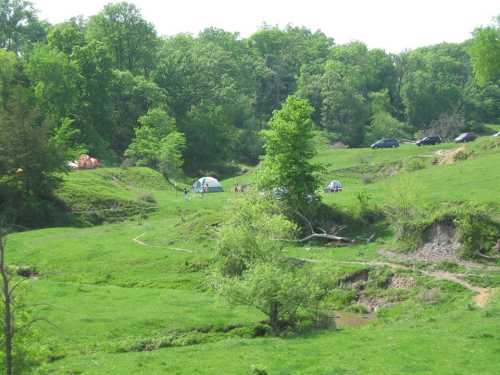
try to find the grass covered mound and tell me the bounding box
[56,167,168,225]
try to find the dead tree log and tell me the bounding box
[288,211,356,244]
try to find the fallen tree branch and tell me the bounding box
[295,233,355,243]
[290,210,355,244]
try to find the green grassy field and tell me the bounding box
[5,136,500,374]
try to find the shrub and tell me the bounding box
[251,365,268,375]
[456,207,500,258]
[357,191,383,225]
[454,148,474,161]
[216,263,316,333]
[216,194,294,277]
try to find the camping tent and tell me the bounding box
[325,180,343,192]
[192,177,223,193]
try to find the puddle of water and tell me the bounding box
[333,311,375,328]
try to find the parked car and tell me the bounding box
[371,138,399,148]
[493,131,500,137]
[454,132,476,143]
[416,135,442,146]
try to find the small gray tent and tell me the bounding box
[192,177,223,193]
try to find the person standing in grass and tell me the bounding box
[183,187,189,201]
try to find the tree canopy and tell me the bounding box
[0,3,498,227]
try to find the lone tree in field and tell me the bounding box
[258,96,320,211]
[214,195,332,333]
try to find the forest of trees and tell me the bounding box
[0,1,499,224]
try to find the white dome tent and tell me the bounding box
[325,180,343,193]
[192,177,223,193]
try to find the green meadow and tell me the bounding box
[6,138,500,374]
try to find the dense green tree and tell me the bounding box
[464,81,500,125]
[365,90,412,144]
[318,66,369,146]
[86,2,158,75]
[297,42,396,146]
[109,70,167,154]
[0,87,65,198]
[258,96,320,210]
[154,30,261,170]
[181,101,236,172]
[0,0,47,53]
[70,40,115,158]
[125,107,186,178]
[25,45,81,120]
[47,19,85,55]
[249,25,333,119]
[468,16,500,86]
[0,49,18,108]
[400,44,470,129]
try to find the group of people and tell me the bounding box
[182,182,245,201]
[183,182,209,200]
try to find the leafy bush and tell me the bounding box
[357,191,384,225]
[216,263,316,333]
[328,289,358,309]
[216,194,294,277]
[251,365,268,375]
[456,207,500,258]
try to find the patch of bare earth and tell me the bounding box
[379,222,487,269]
[434,146,468,165]
[375,222,498,307]
[387,222,461,263]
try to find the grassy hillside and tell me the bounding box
[55,167,169,225]
[5,137,500,374]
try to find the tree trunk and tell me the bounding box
[269,302,279,333]
[0,235,13,375]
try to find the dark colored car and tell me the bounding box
[416,135,442,146]
[454,132,476,143]
[371,138,399,149]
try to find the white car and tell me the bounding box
[493,131,500,137]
